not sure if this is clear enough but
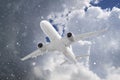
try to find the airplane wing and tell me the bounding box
[21,49,44,61]
[74,28,107,42]
[21,42,56,61]
[62,28,107,46]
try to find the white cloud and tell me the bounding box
[91,0,102,4]
[86,6,110,19]
[33,55,101,80]
[29,0,120,80]
[104,66,120,80]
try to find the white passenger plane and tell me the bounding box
[21,20,107,64]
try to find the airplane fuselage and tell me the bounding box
[40,20,77,63]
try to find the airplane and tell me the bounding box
[21,20,107,64]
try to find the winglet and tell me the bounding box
[21,55,31,61]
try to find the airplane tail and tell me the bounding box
[60,54,90,65]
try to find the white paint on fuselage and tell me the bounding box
[40,20,61,41]
[40,20,76,63]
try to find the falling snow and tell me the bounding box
[0,0,120,80]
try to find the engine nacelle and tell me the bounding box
[38,43,43,48]
[67,32,74,41]
[67,32,72,38]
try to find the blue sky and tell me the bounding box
[91,0,120,9]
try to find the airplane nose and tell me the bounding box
[40,20,47,27]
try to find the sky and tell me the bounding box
[91,0,120,9]
[0,0,120,80]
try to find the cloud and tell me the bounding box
[91,0,101,4]
[104,66,120,80]
[28,0,120,80]
[32,55,101,80]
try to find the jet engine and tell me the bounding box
[67,32,74,41]
[67,32,72,38]
[38,43,43,48]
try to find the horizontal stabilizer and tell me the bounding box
[75,54,89,60]
[60,54,90,65]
